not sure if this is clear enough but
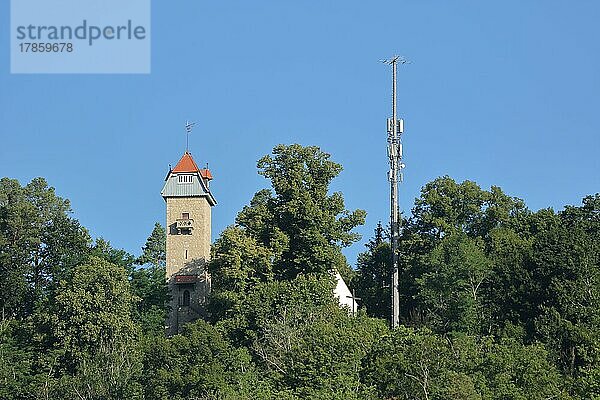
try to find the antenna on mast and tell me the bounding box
[185,120,196,153]
[382,55,408,329]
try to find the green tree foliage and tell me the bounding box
[1,167,598,399]
[137,222,167,269]
[359,177,527,331]
[142,320,269,400]
[411,176,527,240]
[209,144,366,319]
[574,365,600,399]
[398,177,527,324]
[280,311,386,399]
[0,319,42,399]
[132,223,169,335]
[1,253,143,399]
[209,225,274,322]
[417,233,492,334]
[354,222,391,321]
[215,274,387,399]
[362,327,569,400]
[47,256,142,398]
[90,237,136,273]
[0,177,89,319]
[531,195,600,375]
[207,145,390,397]
[255,144,366,279]
[50,257,138,365]
[88,233,169,336]
[219,274,339,348]
[357,176,598,395]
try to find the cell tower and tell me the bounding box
[383,55,407,329]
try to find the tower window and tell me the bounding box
[182,212,190,220]
[178,175,193,184]
[185,249,188,259]
[182,290,190,306]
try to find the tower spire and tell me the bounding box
[382,55,408,329]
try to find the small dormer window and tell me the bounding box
[178,174,193,184]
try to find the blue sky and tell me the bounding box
[1,1,599,266]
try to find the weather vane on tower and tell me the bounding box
[185,120,196,153]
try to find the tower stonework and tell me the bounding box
[161,152,216,335]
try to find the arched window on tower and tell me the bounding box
[182,290,190,306]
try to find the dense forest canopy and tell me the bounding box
[1,145,598,399]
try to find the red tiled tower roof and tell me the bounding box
[172,152,213,180]
[200,169,213,180]
[172,152,200,173]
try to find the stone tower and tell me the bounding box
[161,151,216,335]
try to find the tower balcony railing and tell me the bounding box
[176,218,194,229]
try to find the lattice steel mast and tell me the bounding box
[383,56,407,329]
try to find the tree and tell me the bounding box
[410,177,526,241]
[209,225,274,322]
[362,328,568,400]
[209,144,366,318]
[531,195,600,376]
[218,274,386,398]
[137,222,166,269]
[362,327,467,400]
[417,233,492,335]
[253,144,366,280]
[49,256,139,368]
[395,177,529,330]
[48,256,142,398]
[90,237,136,273]
[131,223,169,335]
[0,178,90,320]
[142,320,269,400]
[478,337,570,400]
[353,222,392,321]
[0,319,43,399]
